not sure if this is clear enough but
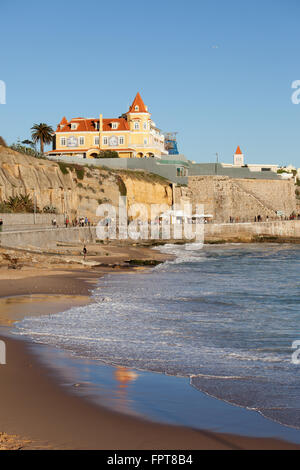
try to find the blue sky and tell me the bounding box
[1,0,300,166]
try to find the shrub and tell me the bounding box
[43,205,57,214]
[98,197,110,204]
[94,150,119,159]
[0,202,12,213]
[58,162,69,175]
[0,194,38,213]
[116,176,127,196]
[74,166,84,180]
[10,143,45,159]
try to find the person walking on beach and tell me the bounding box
[83,244,87,261]
[0,219,3,232]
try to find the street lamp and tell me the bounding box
[32,189,37,224]
[215,153,219,175]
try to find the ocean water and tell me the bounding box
[13,243,300,429]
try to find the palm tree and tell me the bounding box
[6,194,35,213]
[31,123,54,154]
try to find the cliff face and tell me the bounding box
[0,146,173,220]
[176,175,297,222]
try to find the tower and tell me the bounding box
[126,92,150,132]
[126,92,152,157]
[234,146,244,166]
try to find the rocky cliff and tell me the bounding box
[0,146,173,220]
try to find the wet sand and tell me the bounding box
[0,247,299,449]
[0,294,90,326]
[1,332,298,450]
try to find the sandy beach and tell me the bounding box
[0,244,299,450]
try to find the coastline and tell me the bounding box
[0,245,299,450]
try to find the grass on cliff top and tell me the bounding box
[58,162,84,180]
[107,168,171,185]
[56,161,170,187]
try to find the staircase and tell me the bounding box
[232,181,278,217]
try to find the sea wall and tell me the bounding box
[1,220,299,250]
[0,226,97,250]
[204,220,300,242]
[0,213,65,227]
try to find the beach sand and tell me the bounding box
[0,245,298,450]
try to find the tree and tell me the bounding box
[31,123,54,154]
[22,139,35,148]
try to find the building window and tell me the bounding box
[144,138,148,145]
[112,122,118,129]
[95,122,99,130]
[143,122,147,130]
[79,137,85,146]
[119,136,124,145]
[135,105,139,111]
[134,122,140,130]
[60,137,66,146]
[103,136,108,145]
[177,167,185,177]
[71,123,78,130]
[94,136,100,145]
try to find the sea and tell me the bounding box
[12,243,300,438]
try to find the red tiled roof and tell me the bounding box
[47,148,135,154]
[128,92,148,113]
[56,117,130,133]
[47,149,90,154]
[235,146,243,155]
[104,148,134,152]
[103,118,130,131]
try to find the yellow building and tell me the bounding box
[48,93,168,159]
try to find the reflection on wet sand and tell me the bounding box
[0,294,90,325]
[113,367,139,413]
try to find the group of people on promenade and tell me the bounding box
[65,216,92,228]
[229,215,266,223]
[51,216,92,228]
[229,213,300,224]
